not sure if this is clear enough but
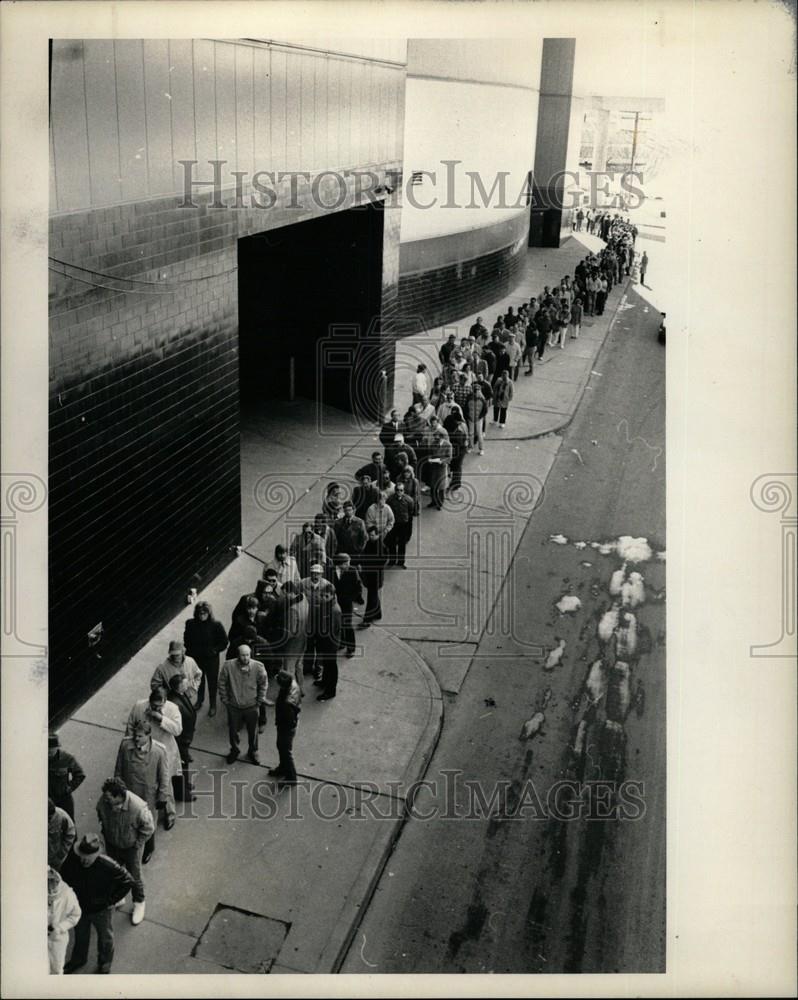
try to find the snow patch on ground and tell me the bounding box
[616,536,653,563]
[549,534,569,545]
[556,595,582,614]
[573,541,587,550]
[598,606,620,641]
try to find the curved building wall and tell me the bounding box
[397,39,542,332]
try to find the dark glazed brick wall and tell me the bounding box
[396,238,527,335]
[49,165,402,721]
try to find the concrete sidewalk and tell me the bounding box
[54,232,628,976]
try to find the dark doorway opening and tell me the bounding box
[237,204,386,421]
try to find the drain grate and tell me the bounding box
[192,904,290,973]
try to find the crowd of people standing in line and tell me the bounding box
[44,211,640,976]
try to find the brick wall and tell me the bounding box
[49,166,401,721]
[396,234,528,334]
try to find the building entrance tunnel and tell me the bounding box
[237,203,385,420]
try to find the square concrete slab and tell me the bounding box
[193,904,289,973]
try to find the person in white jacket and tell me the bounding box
[48,867,81,974]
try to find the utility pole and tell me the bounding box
[619,110,652,174]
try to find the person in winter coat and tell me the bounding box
[333,502,368,563]
[167,674,198,802]
[332,553,365,656]
[61,833,136,972]
[125,688,181,829]
[48,798,76,871]
[446,406,470,492]
[465,380,488,455]
[291,521,328,579]
[277,581,309,693]
[269,670,302,786]
[183,600,228,717]
[359,526,388,626]
[386,481,416,568]
[493,370,514,427]
[48,734,86,821]
[47,866,81,974]
[425,419,453,510]
[150,639,202,706]
[115,720,172,862]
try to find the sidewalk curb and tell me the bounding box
[320,629,444,973]
[491,276,632,442]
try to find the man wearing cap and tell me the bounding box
[49,797,76,871]
[218,644,269,765]
[301,564,341,696]
[386,481,415,568]
[47,866,81,974]
[114,720,172,862]
[269,670,302,786]
[385,433,417,480]
[332,553,364,656]
[61,833,136,972]
[150,640,202,705]
[95,778,154,928]
[48,734,86,821]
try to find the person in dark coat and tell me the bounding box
[385,434,417,479]
[227,595,270,661]
[183,601,228,717]
[302,564,342,697]
[386,481,416,567]
[446,406,470,492]
[269,670,301,785]
[379,409,405,448]
[48,734,86,821]
[333,501,368,563]
[352,473,381,521]
[167,674,197,802]
[332,553,365,656]
[61,834,135,974]
[359,526,388,626]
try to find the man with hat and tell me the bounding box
[48,733,86,821]
[95,777,154,927]
[61,833,136,972]
[301,563,341,692]
[332,552,364,656]
[218,644,269,765]
[269,670,302,786]
[150,640,202,705]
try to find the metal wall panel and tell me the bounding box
[326,55,339,169]
[51,39,406,213]
[270,48,287,175]
[142,39,174,198]
[300,52,316,170]
[284,51,301,173]
[51,41,91,212]
[114,41,149,204]
[235,43,255,184]
[84,39,122,205]
[168,40,197,191]
[193,40,217,187]
[214,42,237,174]
[253,45,271,175]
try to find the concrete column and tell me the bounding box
[592,108,611,173]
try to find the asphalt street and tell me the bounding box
[342,281,666,974]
